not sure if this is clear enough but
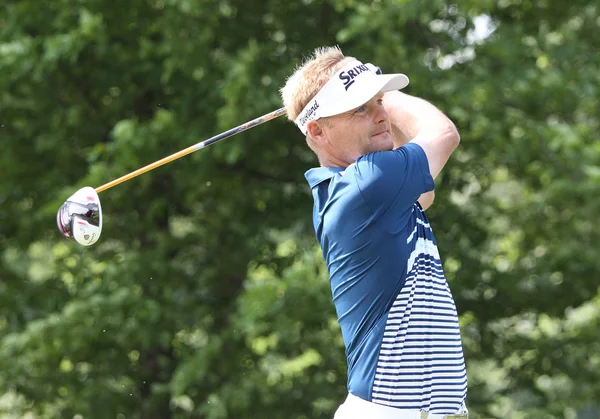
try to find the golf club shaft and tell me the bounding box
[95,107,287,194]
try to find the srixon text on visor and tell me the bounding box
[339,64,370,91]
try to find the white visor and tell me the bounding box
[294,60,409,135]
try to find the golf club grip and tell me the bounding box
[95,107,287,194]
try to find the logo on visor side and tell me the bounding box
[339,64,370,91]
[299,101,319,126]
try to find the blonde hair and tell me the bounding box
[280,46,355,122]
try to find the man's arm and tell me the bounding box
[384,90,460,179]
[383,90,460,210]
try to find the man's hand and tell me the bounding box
[418,190,435,210]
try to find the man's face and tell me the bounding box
[312,92,393,166]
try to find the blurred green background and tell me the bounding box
[1,0,599,418]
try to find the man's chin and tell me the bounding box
[371,133,394,150]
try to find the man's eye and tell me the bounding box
[376,98,384,106]
[354,106,367,113]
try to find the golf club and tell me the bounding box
[57,107,287,246]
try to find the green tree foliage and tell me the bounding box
[1,0,598,418]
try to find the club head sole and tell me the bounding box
[57,186,102,247]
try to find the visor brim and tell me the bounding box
[320,73,409,118]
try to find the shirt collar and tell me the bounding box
[304,166,345,188]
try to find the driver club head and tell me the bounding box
[56,186,102,247]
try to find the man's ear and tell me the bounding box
[306,120,326,145]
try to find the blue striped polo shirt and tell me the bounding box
[305,143,467,414]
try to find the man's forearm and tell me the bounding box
[418,190,435,211]
[384,90,454,141]
[385,93,420,148]
[389,119,412,148]
[383,90,460,179]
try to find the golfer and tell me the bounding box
[280,46,468,418]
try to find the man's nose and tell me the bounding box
[373,103,388,124]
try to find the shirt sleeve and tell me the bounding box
[353,142,434,217]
